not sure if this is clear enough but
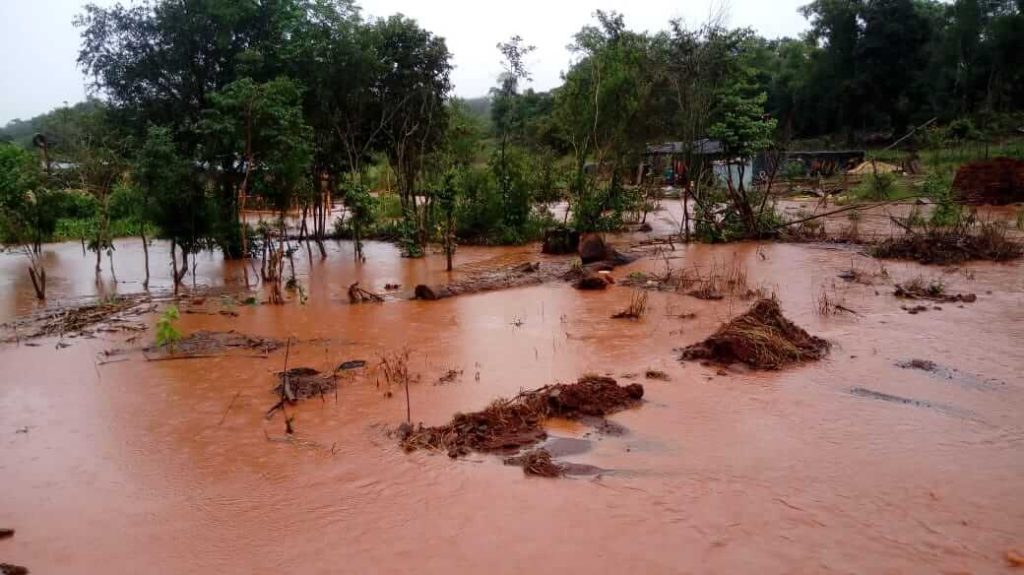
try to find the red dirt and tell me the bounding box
[680,299,829,369]
[952,157,1024,205]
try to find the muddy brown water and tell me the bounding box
[1,204,1023,573]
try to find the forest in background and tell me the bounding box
[1,0,1022,300]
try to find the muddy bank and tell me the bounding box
[400,376,643,458]
[680,298,829,369]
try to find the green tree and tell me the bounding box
[0,144,59,298]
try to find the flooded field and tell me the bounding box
[1,204,1022,573]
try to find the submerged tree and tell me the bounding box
[136,126,210,291]
[0,144,60,299]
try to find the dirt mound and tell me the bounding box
[952,157,1024,205]
[679,299,829,369]
[145,330,281,357]
[273,367,338,400]
[400,376,643,458]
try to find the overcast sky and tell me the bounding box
[0,0,809,125]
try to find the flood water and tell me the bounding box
[1,202,1022,573]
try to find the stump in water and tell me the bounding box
[400,375,643,458]
[680,299,829,369]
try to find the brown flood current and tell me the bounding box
[1,204,1023,573]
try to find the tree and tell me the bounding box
[368,15,453,255]
[135,126,210,291]
[200,76,312,300]
[491,36,536,231]
[0,144,59,299]
[555,11,659,232]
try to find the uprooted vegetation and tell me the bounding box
[1,294,153,342]
[399,375,644,458]
[680,298,829,369]
[872,214,1022,265]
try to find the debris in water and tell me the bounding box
[336,360,367,371]
[644,369,670,381]
[348,282,384,304]
[679,299,829,369]
[272,368,338,400]
[1,294,153,342]
[0,528,13,539]
[503,448,564,477]
[144,330,281,359]
[897,359,938,372]
[400,375,643,458]
[436,369,463,385]
[894,282,977,303]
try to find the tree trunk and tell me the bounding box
[28,265,45,300]
[141,228,150,290]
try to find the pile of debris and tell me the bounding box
[400,375,644,458]
[144,330,281,359]
[680,298,829,369]
[272,367,337,400]
[1,294,153,342]
[952,157,1024,205]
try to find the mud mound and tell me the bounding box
[145,330,282,357]
[680,299,829,369]
[273,367,337,400]
[503,449,563,477]
[400,376,643,458]
[952,157,1024,205]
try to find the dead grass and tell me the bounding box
[612,290,650,319]
[680,298,829,369]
